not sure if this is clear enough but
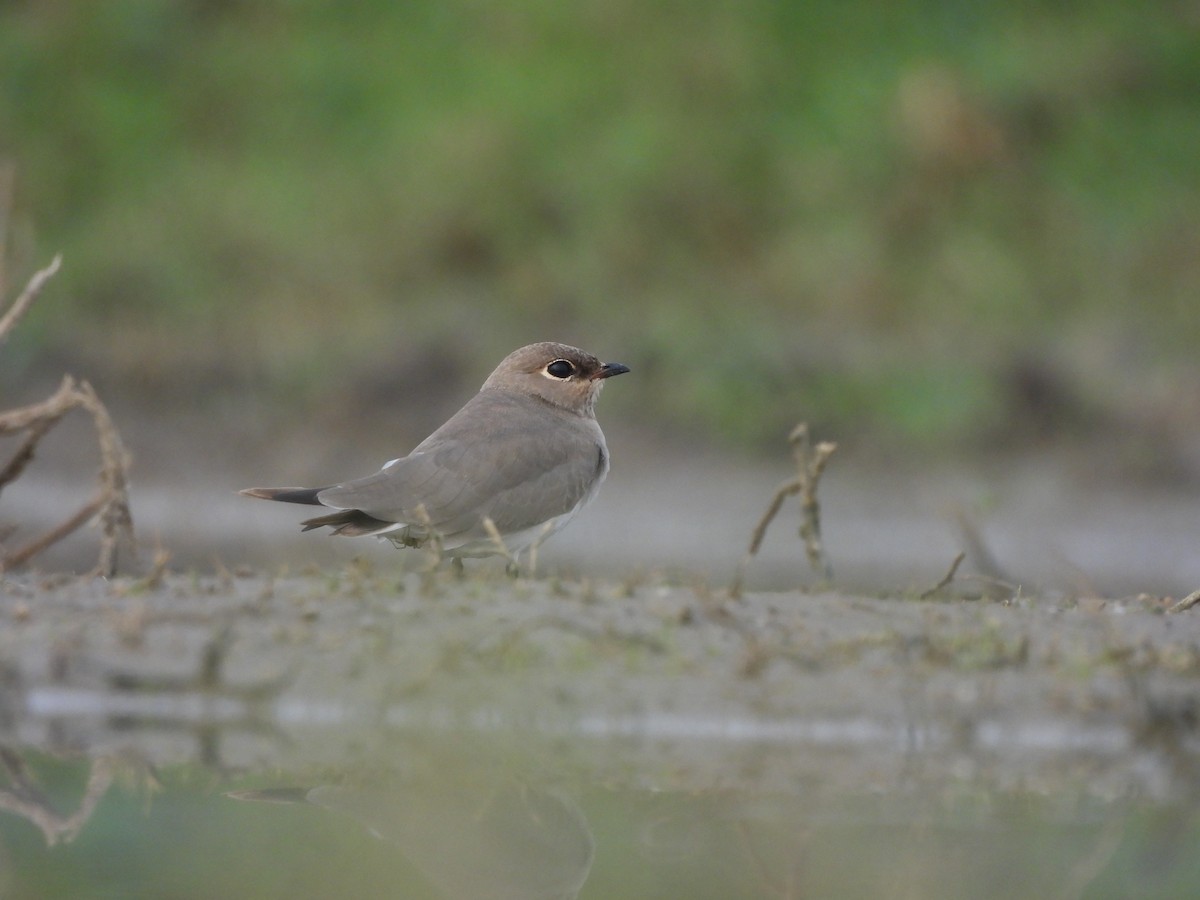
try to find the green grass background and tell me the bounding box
[1,0,1197,455]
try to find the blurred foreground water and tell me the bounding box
[1,573,1198,898]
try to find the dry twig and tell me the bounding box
[1169,589,1200,614]
[0,257,135,575]
[481,515,520,577]
[732,422,837,597]
[0,253,60,346]
[948,505,1015,599]
[525,519,556,579]
[409,503,443,563]
[480,515,509,558]
[0,749,117,846]
[920,551,966,599]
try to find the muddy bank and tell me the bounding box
[2,571,1199,898]
[4,384,1200,595]
[7,445,1200,600]
[2,570,1198,797]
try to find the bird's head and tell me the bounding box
[482,342,630,415]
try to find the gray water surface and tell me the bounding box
[1,572,1198,898]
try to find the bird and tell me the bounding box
[242,342,629,570]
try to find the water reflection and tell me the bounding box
[0,723,1198,898]
[0,748,158,846]
[1,575,1199,896]
[233,771,593,900]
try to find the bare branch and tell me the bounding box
[731,483,793,599]
[525,519,556,578]
[747,482,791,560]
[480,515,511,558]
[0,253,61,346]
[797,432,837,580]
[481,516,521,578]
[1169,589,1200,613]
[0,751,119,846]
[0,374,76,435]
[920,551,966,599]
[410,503,444,570]
[1,493,104,572]
[731,422,838,598]
[71,380,135,576]
[0,418,55,491]
[0,326,136,574]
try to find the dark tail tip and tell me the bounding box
[240,486,325,505]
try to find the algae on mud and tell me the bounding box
[1,570,1199,894]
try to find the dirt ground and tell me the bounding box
[6,405,1200,598]
[2,567,1198,801]
[3,394,1200,806]
[3,560,1200,897]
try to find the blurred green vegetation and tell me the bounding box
[1,0,1198,454]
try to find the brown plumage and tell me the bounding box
[242,342,628,561]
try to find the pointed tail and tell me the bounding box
[239,486,326,505]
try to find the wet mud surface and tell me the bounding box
[6,407,1200,597]
[3,570,1200,897]
[3,569,1198,795]
[5,401,1200,896]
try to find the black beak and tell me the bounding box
[593,362,630,380]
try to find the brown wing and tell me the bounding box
[316,391,606,540]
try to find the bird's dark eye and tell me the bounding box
[546,359,575,379]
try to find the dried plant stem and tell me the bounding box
[525,520,555,578]
[0,417,54,489]
[0,377,134,576]
[75,379,134,576]
[410,503,444,570]
[0,258,135,576]
[920,551,966,599]
[732,423,838,597]
[1169,589,1200,613]
[480,515,508,556]
[0,254,60,345]
[794,424,838,580]
[0,750,119,846]
[480,515,519,577]
[1,493,105,571]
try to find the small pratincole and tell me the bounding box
[242,342,629,566]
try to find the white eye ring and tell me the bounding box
[543,359,576,379]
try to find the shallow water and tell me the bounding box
[2,572,1199,897]
[3,733,1199,899]
[8,443,1200,596]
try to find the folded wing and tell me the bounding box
[315,391,608,542]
